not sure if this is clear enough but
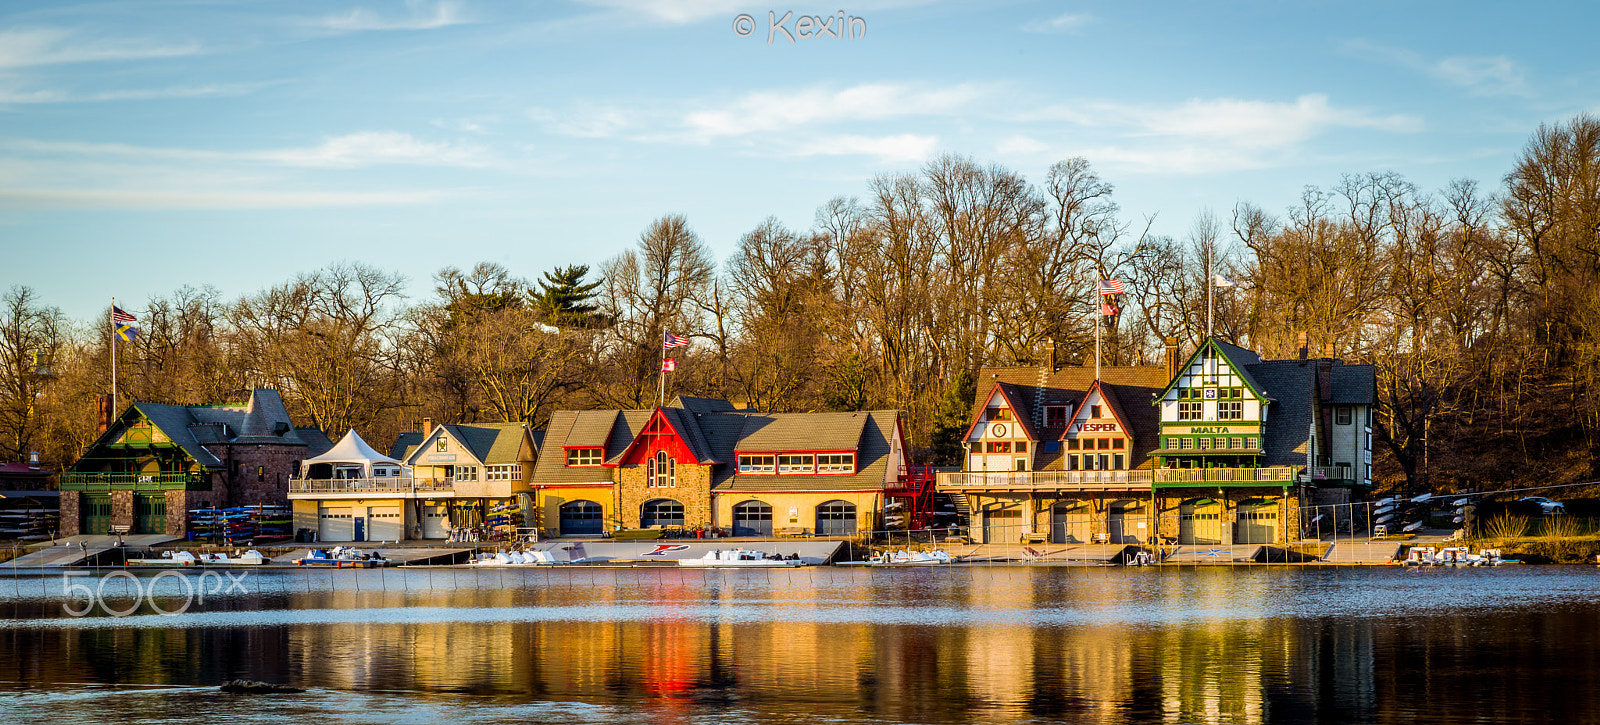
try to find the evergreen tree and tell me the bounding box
[928,367,975,466]
[531,265,602,327]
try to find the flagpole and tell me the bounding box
[110,297,118,415]
[1207,245,1214,341]
[1094,287,1101,382]
[658,332,666,406]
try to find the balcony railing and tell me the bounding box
[59,472,209,491]
[937,470,1154,490]
[1152,466,1296,485]
[1308,466,1354,482]
[288,478,453,495]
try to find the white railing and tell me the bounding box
[288,478,453,495]
[938,470,1154,490]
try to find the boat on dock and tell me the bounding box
[292,547,391,568]
[198,550,270,566]
[126,550,200,567]
[866,549,955,565]
[677,549,806,568]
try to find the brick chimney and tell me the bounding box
[1297,332,1308,365]
[1323,343,1335,359]
[94,393,114,435]
[1164,337,1179,381]
[1045,339,1056,370]
[422,417,435,437]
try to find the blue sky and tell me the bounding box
[2,0,1596,321]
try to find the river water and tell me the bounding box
[1,565,1597,724]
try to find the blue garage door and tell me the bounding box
[559,500,605,535]
[642,499,684,528]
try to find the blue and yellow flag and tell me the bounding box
[115,323,137,342]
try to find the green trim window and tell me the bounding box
[1219,401,1243,420]
[1247,437,1258,449]
[1178,402,1202,421]
[1166,437,1178,450]
[1180,438,1194,450]
[1198,437,1211,450]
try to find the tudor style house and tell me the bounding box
[531,396,910,537]
[60,389,330,537]
[287,419,541,542]
[939,337,1374,546]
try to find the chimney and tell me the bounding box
[1045,339,1057,370]
[1164,337,1179,381]
[28,451,39,470]
[1297,332,1308,365]
[1323,343,1335,359]
[422,417,435,437]
[94,393,114,435]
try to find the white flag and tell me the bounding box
[1213,273,1236,288]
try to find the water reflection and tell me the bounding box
[1,566,1598,724]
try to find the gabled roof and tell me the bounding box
[669,395,738,414]
[1068,380,1136,439]
[531,410,620,484]
[607,407,719,466]
[603,410,654,464]
[974,365,1170,471]
[563,410,620,448]
[405,422,532,466]
[81,388,311,471]
[962,382,1040,442]
[1329,363,1375,405]
[1153,337,1272,403]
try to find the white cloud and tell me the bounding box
[682,83,985,139]
[1342,39,1530,97]
[0,83,263,105]
[997,94,1421,174]
[528,106,634,138]
[573,0,754,24]
[0,27,200,69]
[7,131,493,169]
[786,134,940,162]
[1022,13,1091,34]
[0,187,454,211]
[312,1,470,31]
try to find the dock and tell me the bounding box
[6,535,180,567]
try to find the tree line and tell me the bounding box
[5,113,1600,495]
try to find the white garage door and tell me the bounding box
[318,506,354,542]
[368,506,403,542]
[422,504,449,539]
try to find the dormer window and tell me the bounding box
[566,448,603,466]
[1045,406,1068,427]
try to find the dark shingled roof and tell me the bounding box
[442,422,530,465]
[669,396,738,414]
[1242,360,1315,468]
[714,410,900,492]
[531,410,618,484]
[976,365,1170,470]
[1329,363,1375,405]
[83,389,311,471]
[299,428,335,458]
[389,432,423,462]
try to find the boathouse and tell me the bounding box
[938,337,1374,546]
[531,396,910,538]
[59,389,327,537]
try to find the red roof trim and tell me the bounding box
[962,383,1040,442]
[1060,380,1134,441]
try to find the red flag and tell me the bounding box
[661,358,677,372]
[1101,302,1119,316]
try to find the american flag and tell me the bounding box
[112,306,136,323]
[1098,279,1125,296]
[663,332,689,348]
[661,358,677,372]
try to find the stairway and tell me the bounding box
[1033,365,1050,428]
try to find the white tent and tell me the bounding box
[301,430,403,479]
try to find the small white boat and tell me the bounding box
[293,546,391,568]
[1451,498,1470,507]
[1411,493,1432,503]
[126,550,199,567]
[867,549,954,565]
[678,549,805,567]
[1375,514,1393,524]
[468,550,576,566]
[199,549,270,566]
[1376,497,1395,506]
[1403,521,1424,532]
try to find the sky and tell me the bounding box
[2,0,1597,322]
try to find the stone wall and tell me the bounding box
[615,463,711,528]
[60,490,80,536]
[202,443,302,507]
[111,490,136,531]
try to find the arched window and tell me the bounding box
[816,500,857,536]
[642,498,684,528]
[651,450,675,488]
[559,500,605,535]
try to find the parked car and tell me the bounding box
[1517,496,1566,515]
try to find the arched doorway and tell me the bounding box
[732,500,773,536]
[559,500,605,536]
[816,500,857,536]
[1179,499,1222,545]
[1107,499,1143,544]
[1235,498,1278,544]
[641,498,684,528]
[1051,501,1090,543]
